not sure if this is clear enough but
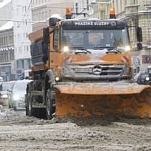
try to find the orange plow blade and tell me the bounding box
[54,83,151,118]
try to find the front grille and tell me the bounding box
[73,64,124,76]
[99,65,124,76]
[68,64,130,81]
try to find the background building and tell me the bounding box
[0,23,14,81]
[89,0,111,19]
[0,0,14,81]
[0,0,32,80]
[12,0,32,80]
[72,0,92,18]
[30,0,74,31]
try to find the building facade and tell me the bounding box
[12,0,32,80]
[30,0,74,31]
[0,0,32,80]
[89,0,111,19]
[72,0,92,18]
[0,0,14,81]
[0,24,14,81]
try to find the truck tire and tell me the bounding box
[25,94,29,115]
[46,89,55,120]
[36,108,46,119]
[26,93,36,117]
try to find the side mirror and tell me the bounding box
[137,42,142,50]
[49,17,60,27]
[43,27,49,43]
[136,27,142,42]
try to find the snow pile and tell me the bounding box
[0,105,16,118]
[0,105,7,118]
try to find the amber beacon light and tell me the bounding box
[66,7,72,19]
[109,7,116,19]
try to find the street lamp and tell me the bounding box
[90,1,111,19]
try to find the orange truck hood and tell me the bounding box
[62,51,131,65]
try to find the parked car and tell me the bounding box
[9,79,32,110]
[134,72,150,85]
[0,81,15,106]
[0,76,3,91]
[7,81,16,107]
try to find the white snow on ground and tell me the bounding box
[0,105,6,117]
[0,105,16,118]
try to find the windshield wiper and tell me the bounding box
[70,47,91,54]
[92,46,122,54]
[92,46,107,50]
[106,47,122,54]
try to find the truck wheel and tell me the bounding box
[27,93,35,117]
[46,89,55,120]
[25,94,29,115]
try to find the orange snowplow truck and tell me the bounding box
[26,9,151,120]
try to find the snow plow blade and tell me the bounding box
[54,83,151,118]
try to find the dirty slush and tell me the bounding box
[0,107,150,151]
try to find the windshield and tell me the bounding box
[61,29,129,49]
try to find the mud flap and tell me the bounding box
[54,83,151,118]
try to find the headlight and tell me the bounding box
[55,76,60,82]
[62,46,69,53]
[146,77,150,81]
[12,95,20,100]
[125,45,131,52]
[1,94,8,99]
